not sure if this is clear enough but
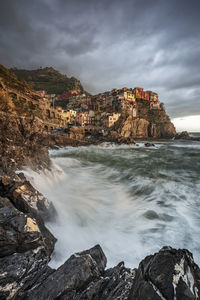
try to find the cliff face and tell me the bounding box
[114,99,176,139]
[11,67,85,94]
[0,112,51,170]
[0,65,89,170]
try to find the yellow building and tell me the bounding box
[108,113,121,127]
[120,89,136,102]
[70,109,77,119]
[126,90,136,102]
[66,111,72,124]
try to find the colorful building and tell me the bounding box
[69,109,77,121]
[133,87,144,99]
[108,113,121,127]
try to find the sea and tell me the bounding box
[23,133,200,269]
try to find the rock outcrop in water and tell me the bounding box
[175,131,200,141]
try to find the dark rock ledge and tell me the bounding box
[1,174,200,299]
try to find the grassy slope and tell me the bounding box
[11,67,85,94]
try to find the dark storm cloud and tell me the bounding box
[0,0,200,118]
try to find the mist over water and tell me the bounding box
[23,139,200,269]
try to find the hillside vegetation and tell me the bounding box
[11,67,85,94]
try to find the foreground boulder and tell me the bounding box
[0,196,47,257]
[129,246,200,300]
[20,246,200,300]
[0,195,55,299]
[0,173,55,220]
[25,245,135,300]
[26,245,106,300]
[0,246,53,299]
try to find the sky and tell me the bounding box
[0,0,200,130]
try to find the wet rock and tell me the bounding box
[73,261,135,300]
[145,143,155,147]
[175,131,200,141]
[0,196,45,257]
[117,136,135,145]
[128,246,200,300]
[0,173,55,220]
[0,175,56,256]
[77,244,107,273]
[0,195,55,299]
[26,245,106,300]
[175,131,190,139]
[0,246,53,299]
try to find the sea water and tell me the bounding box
[23,138,200,269]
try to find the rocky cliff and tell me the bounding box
[0,65,50,170]
[114,99,176,139]
[11,67,85,95]
[0,65,89,170]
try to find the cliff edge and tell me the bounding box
[11,66,85,95]
[114,99,176,139]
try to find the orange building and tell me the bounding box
[133,87,144,99]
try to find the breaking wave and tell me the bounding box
[23,139,200,269]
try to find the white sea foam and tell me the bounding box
[23,141,200,269]
[171,143,200,149]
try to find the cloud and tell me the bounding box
[0,0,200,119]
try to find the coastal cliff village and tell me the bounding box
[1,65,175,143]
[37,87,162,130]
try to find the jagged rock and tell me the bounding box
[26,245,106,300]
[128,246,200,300]
[0,195,55,299]
[77,245,107,273]
[0,111,51,170]
[175,131,200,141]
[145,143,155,147]
[175,131,190,139]
[0,175,56,255]
[0,174,55,219]
[73,261,135,300]
[0,247,53,300]
[25,245,135,300]
[0,196,45,257]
